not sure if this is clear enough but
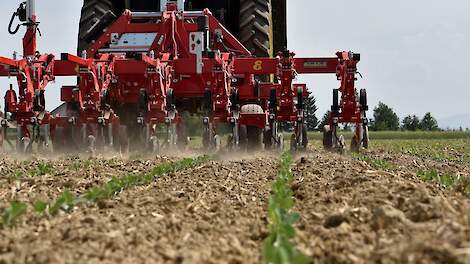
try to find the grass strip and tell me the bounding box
[352,153,394,171]
[0,156,209,228]
[307,131,470,141]
[417,169,470,195]
[263,152,309,264]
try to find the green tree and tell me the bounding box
[304,94,318,131]
[318,111,330,130]
[371,102,400,131]
[419,112,439,131]
[402,114,420,131]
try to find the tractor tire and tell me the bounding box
[239,0,273,58]
[78,0,115,54]
[113,125,129,154]
[263,128,273,148]
[59,126,81,153]
[240,104,264,150]
[239,124,248,150]
[176,122,189,150]
[52,127,66,153]
[247,126,262,150]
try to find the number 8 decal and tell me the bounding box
[253,60,263,71]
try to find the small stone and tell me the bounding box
[324,213,347,228]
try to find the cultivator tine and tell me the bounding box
[150,135,159,154]
[231,116,240,150]
[106,124,112,148]
[1,120,13,151]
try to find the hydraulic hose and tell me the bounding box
[8,11,20,35]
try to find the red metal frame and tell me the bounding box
[0,16,55,141]
[0,1,365,152]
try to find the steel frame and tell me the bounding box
[0,0,367,153]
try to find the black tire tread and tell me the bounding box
[246,126,262,150]
[239,0,273,58]
[78,0,115,54]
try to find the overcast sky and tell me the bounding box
[0,0,469,121]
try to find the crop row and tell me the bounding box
[307,131,470,141]
[417,169,470,195]
[352,152,470,196]
[263,152,309,264]
[0,156,209,228]
[370,139,470,163]
[352,153,395,171]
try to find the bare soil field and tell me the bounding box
[0,140,469,264]
[0,156,171,209]
[0,156,278,264]
[293,151,470,263]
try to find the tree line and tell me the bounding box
[369,102,439,131]
[303,95,440,131]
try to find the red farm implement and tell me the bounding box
[0,0,368,154]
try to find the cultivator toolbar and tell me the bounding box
[0,0,368,154]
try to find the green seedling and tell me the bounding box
[1,201,27,227]
[11,170,23,180]
[70,159,94,171]
[48,191,77,216]
[32,161,53,176]
[33,200,48,214]
[83,156,209,203]
[263,152,309,264]
[1,156,210,229]
[353,153,394,170]
[417,170,462,188]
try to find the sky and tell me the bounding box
[0,0,469,123]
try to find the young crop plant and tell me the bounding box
[33,200,48,214]
[48,191,76,216]
[263,152,309,264]
[31,161,53,176]
[13,170,24,180]
[0,156,209,228]
[352,153,394,171]
[417,170,464,189]
[1,201,27,227]
[83,155,209,203]
[70,159,94,171]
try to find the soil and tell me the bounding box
[0,148,469,263]
[293,151,470,264]
[0,156,278,264]
[0,156,172,209]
